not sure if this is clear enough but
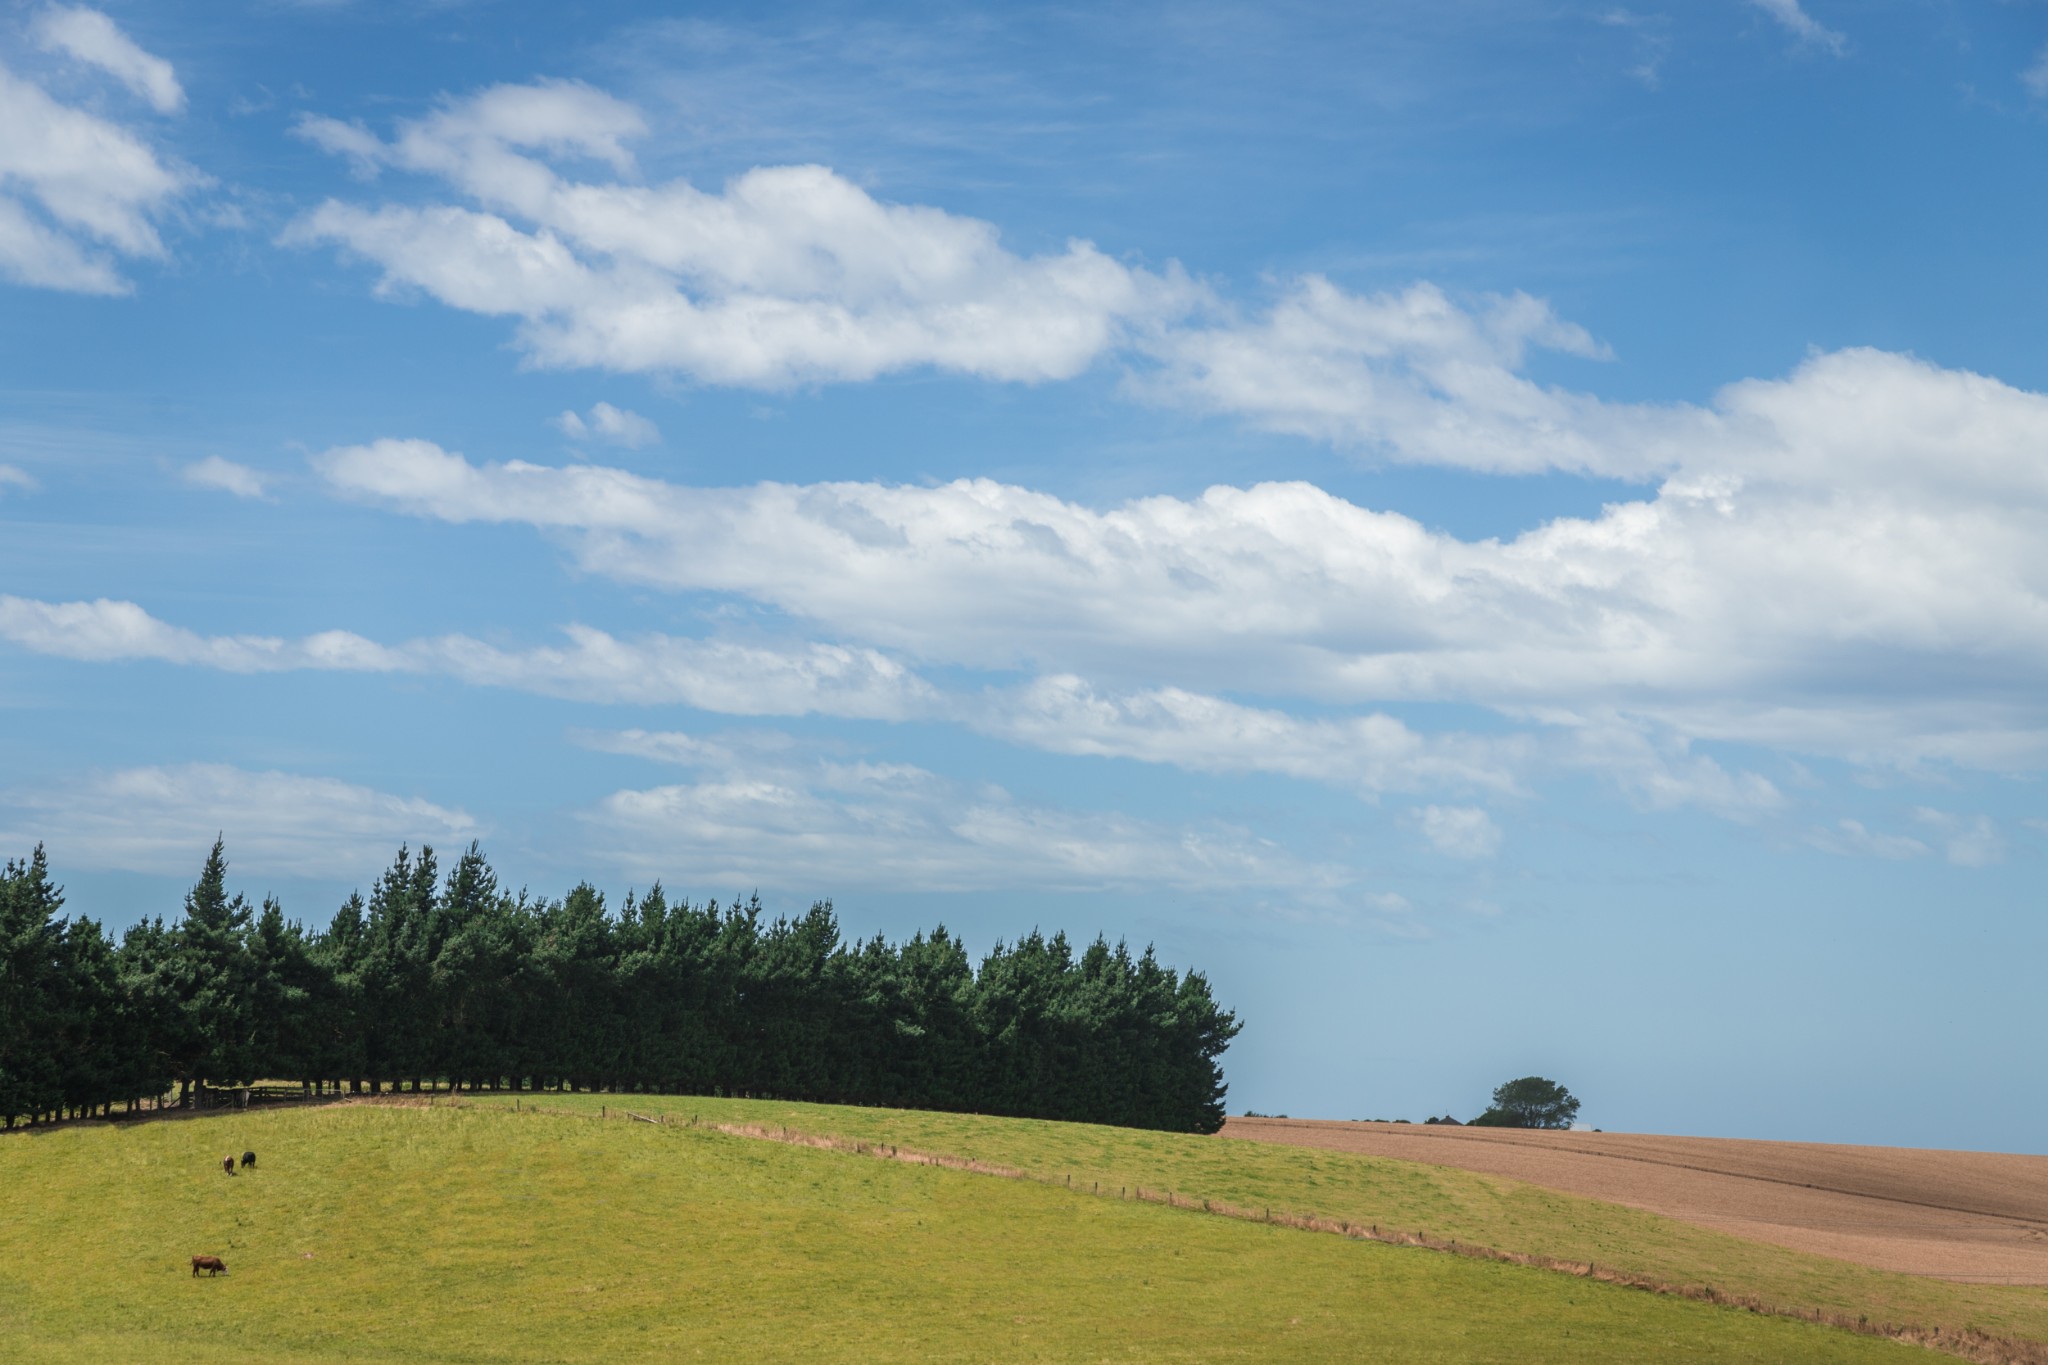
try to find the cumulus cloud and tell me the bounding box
[579,727,1358,900]
[285,80,1197,387]
[181,456,269,499]
[32,6,184,113]
[0,14,190,293]
[0,763,476,878]
[0,593,933,719]
[1747,0,1845,54]
[1132,278,1677,478]
[1414,805,1501,859]
[0,594,407,673]
[1560,720,1785,820]
[1137,281,2048,489]
[554,401,660,448]
[982,674,1526,796]
[0,591,1784,820]
[309,395,2048,774]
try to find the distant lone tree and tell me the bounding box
[1470,1076,1579,1129]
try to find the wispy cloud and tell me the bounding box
[1803,817,1927,861]
[1413,805,1502,859]
[1598,9,1673,90]
[0,594,934,719]
[285,81,1199,387]
[0,591,1797,825]
[2025,44,2048,99]
[1747,0,1846,56]
[554,401,660,449]
[181,456,270,500]
[579,727,1362,904]
[0,763,476,878]
[0,11,191,293]
[0,464,35,495]
[1913,807,2005,867]
[32,5,185,114]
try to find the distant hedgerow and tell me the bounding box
[0,840,1239,1134]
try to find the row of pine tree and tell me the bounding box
[0,840,1240,1133]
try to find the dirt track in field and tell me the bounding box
[1221,1118,2048,1284]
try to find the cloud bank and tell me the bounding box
[580,728,1356,901]
[0,762,476,879]
[305,374,2048,772]
[287,81,1197,387]
[0,8,190,293]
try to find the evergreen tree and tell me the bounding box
[6,841,1244,1132]
[114,916,180,1109]
[359,845,440,1091]
[0,848,66,1125]
[249,897,318,1086]
[52,917,124,1118]
[433,845,529,1091]
[169,838,257,1100]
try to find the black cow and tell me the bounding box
[240,1150,256,1170]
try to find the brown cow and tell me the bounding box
[222,1155,235,1175]
[191,1255,227,1277]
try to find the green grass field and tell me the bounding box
[558,1092,2048,1350]
[0,1098,1963,1363]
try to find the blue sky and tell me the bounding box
[3,0,2047,1149]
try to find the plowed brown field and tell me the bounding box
[1222,1118,2048,1284]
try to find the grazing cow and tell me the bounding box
[191,1255,227,1277]
[240,1150,255,1170]
[222,1155,235,1175]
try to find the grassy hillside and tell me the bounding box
[0,1100,1916,1364]
[499,1093,2048,1351]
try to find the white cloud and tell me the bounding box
[32,6,184,114]
[1747,0,1845,55]
[292,115,384,178]
[418,628,933,717]
[0,39,190,294]
[0,593,934,719]
[0,594,407,672]
[0,591,1786,820]
[0,763,476,878]
[1135,278,1667,478]
[1912,807,2005,868]
[182,455,269,499]
[0,464,34,494]
[982,674,1526,796]
[1560,719,1785,820]
[285,80,1198,386]
[1414,805,1501,859]
[2025,44,2048,99]
[1140,281,2048,490]
[580,727,1358,900]
[1804,818,1928,861]
[1599,10,1672,89]
[310,398,2048,776]
[554,401,660,448]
